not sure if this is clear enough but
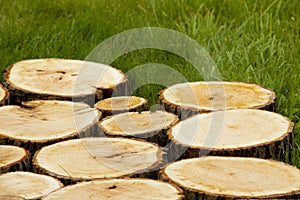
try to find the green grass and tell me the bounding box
[0,0,299,167]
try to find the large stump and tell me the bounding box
[0,171,63,200]
[33,137,163,185]
[0,85,9,106]
[159,81,275,119]
[94,96,148,118]
[3,58,127,105]
[0,100,100,153]
[166,109,294,162]
[99,111,179,146]
[161,157,300,199]
[43,178,183,200]
[0,145,30,173]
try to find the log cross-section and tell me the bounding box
[43,179,183,200]
[159,81,276,119]
[166,109,294,162]
[0,100,100,153]
[3,58,127,105]
[161,157,300,199]
[33,137,163,185]
[0,84,9,106]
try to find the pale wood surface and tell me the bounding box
[160,81,275,118]
[5,59,126,97]
[0,145,29,173]
[0,85,8,106]
[167,109,293,160]
[34,137,162,183]
[100,111,178,137]
[43,178,183,200]
[0,100,99,149]
[162,157,300,199]
[95,96,147,111]
[0,172,63,200]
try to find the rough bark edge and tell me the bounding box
[95,96,148,118]
[3,65,103,106]
[0,84,9,106]
[165,118,294,163]
[0,146,30,173]
[159,81,276,120]
[0,111,102,156]
[32,137,165,185]
[160,158,300,199]
[99,112,179,147]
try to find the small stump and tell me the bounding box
[0,145,30,173]
[43,178,183,200]
[4,58,127,105]
[0,171,63,200]
[94,96,148,118]
[99,111,179,146]
[162,157,300,199]
[0,85,9,106]
[0,100,100,153]
[33,137,163,185]
[167,109,293,161]
[159,81,275,119]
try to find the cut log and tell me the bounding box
[0,145,30,173]
[94,96,148,118]
[43,178,183,200]
[3,58,128,105]
[161,157,300,199]
[0,85,9,106]
[0,100,100,153]
[166,109,294,162]
[0,171,63,200]
[33,137,163,185]
[159,81,275,119]
[0,196,25,200]
[99,111,179,146]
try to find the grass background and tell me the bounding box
[0,0,299,166]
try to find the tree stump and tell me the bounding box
[0,85,9,106]
[43,178,183,200]
[0,100,100,153]
[161,157,300,199]
[3,58,127,105]
[33,137,163,185]
[0,171,63,200]
[99,111,179,146]
[0,196,25,200]
[166,109,294,162]
[94,96,148,118]
[159,81,275,119]
[0,145,30,173]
